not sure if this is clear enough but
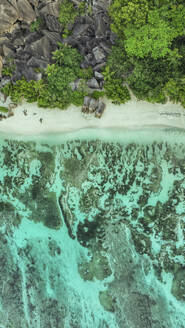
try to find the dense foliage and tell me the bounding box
[1,44,93,109]
[59,0,86,37]
[106,0,185,106]
[1,0,184,108]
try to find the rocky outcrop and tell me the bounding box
[0,0,19,34]
[62,1,116,115]
[0,0,63,83]
[0,0,116,117]
[39,0,60,17]
[0,0,36,35]
[0,0,61,35]
[17,0,36,22]
[81,97,105,118]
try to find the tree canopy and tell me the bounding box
[105,0,185,107]
[109,0,185,59]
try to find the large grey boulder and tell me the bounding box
[30,36,51,58]
[44,15,61,32]
[13,37,24,48]
[81,95,91,113]
[95,101,105,118]
[0,0,18,34]
[89,98,99,113]
[94,14,107,39]
[27,57,49,69]
[99,41,111,53]
[40,0,60,17]
[86,77,99,89]
[93,0,110,12]
[29,0,38,7]
[72,23,90,39]
[69,79,83,91]
[22,67,41,81]
[94,71,104,80]
[2,44,15,57]
[63,36,78,47]
[92,46,106,63]
[93,62,106,71]
[41,31,62,46]
[17,0,36,22]
[84,54,94,66]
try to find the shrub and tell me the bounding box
[2,57,15,77]
[30,17,43,32]
[91,90,105,100]
[52,43,83,72]
[0,43,94,109]
[59,0,79,37]
[71,90,87,106]
[1,79,44,104]
[165,78,185,108]
[0,106,9,113]
[104,77,131,104]
[78,67,93,80]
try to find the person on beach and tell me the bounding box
[39,118,43,123]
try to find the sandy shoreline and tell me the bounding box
[0,93,185,136]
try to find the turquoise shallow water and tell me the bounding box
[0,127,185,328]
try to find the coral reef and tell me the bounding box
[0,128,185,327]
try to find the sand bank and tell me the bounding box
[0,93,185,136]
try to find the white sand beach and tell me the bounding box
[0,93,185,136]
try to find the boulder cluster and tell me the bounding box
[0,0,115,117]
[0,0,63,82]
[65,0,116,116]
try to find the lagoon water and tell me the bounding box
[0,127,185,328]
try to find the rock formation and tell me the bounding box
[0,0,116,115]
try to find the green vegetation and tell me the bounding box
[104,78,130,104]
[165,78,185,107]
[1,0,184,109]
[0,106,9,113]
[102,43,131,104]
[1,58,15,77]
[1,43,93,109]
[29,17,43,32]
[91,90,105,100]
[106,0,185,107]
[59,0,86,38]
[1,79,43,104]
